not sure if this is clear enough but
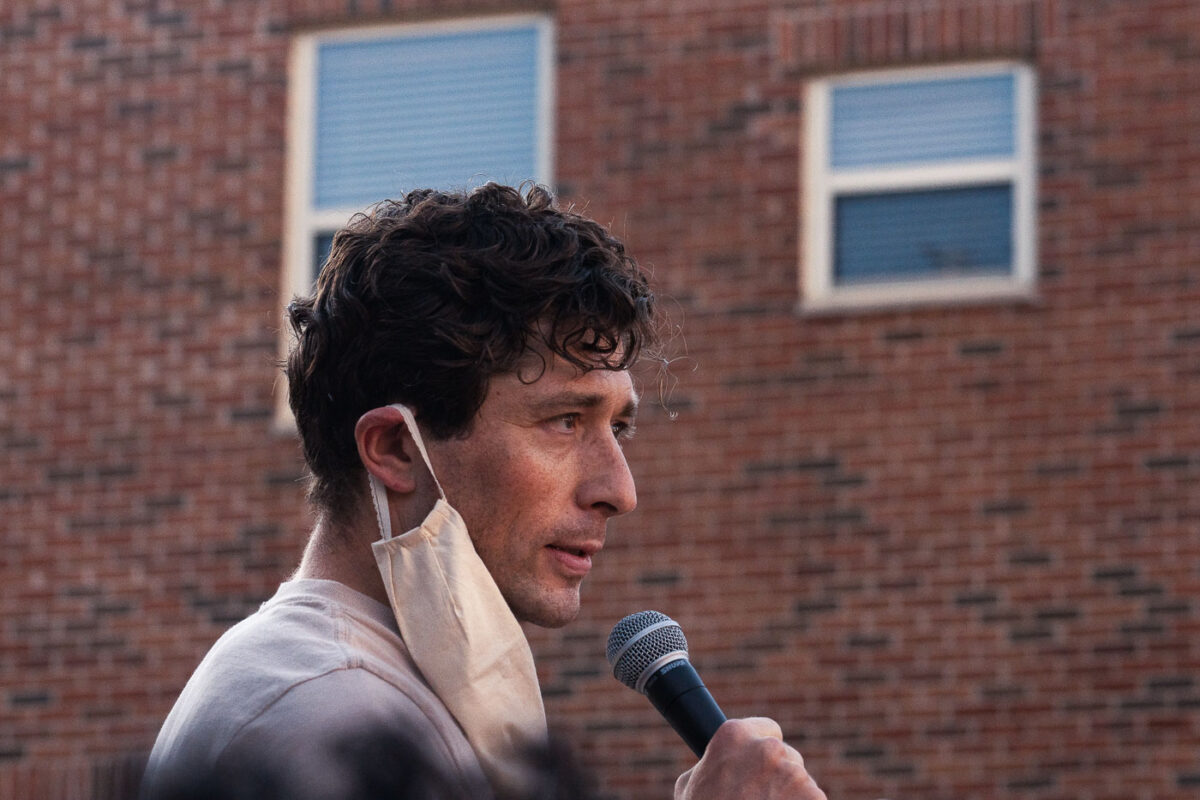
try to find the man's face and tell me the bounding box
[426,354,639,628]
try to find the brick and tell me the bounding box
[5,0,1200,799]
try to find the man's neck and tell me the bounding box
[294,484,441,609]
[293,518,391,608]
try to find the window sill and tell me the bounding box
[798,277,1039,316]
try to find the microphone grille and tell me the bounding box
[606,610,689,690]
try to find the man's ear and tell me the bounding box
[354,406,421,494]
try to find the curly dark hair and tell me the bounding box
[285,183,660,521]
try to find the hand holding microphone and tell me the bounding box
[608,611,827,800]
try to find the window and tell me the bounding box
[802,62,1036,310]
[277,14,553,426]
[284,14,554,292]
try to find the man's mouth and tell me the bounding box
[546,542,601,576]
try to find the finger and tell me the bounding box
[725,716,784,741]
[674,766,694,797]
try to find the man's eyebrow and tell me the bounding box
[530,390,639,417]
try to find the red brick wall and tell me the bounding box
[3,1,1198,798]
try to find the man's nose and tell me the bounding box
[578,434,638,517]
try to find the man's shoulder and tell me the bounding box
[143,581,476,795]
[177,581,385,692]
[159,580,432,724]
[145,667,487,799]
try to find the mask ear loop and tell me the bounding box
[369,472,394,542]
[367,404,446,542]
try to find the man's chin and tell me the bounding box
[510,591,582,629]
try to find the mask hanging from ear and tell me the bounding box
[368,404,548,798]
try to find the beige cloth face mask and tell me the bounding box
[367,404,548,798]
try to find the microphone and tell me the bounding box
[606,610,727,758]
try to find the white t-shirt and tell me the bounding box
[141,579,489,799]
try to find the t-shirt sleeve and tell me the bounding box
[149,668,490,800]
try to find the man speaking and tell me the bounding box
[141,183,825,800]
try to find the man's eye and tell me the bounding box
[611,421,636,441]
[552,414,579,432]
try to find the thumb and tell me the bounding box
[674,765,696,799]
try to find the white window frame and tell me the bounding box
[801,61,1037,312]
[276,14,555,427]
[283,13,555,300]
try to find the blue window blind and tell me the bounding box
[831,73,1015,168]
[834,184,1013,284]
[313,25,542,209]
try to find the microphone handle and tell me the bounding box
[643,659,728,758]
